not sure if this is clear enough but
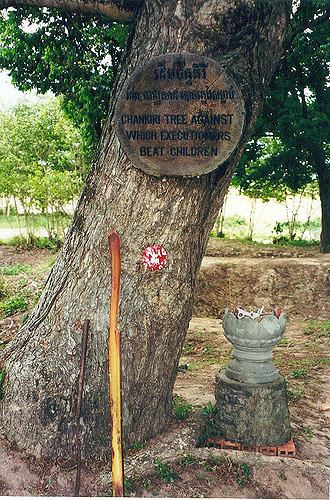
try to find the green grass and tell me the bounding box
[0,214,47,229]
[182,343,194,355]
[172,395,193,420]
[297,425,314,439]
[0,295,28,317]
[274,354,330,373]
[0,213,71,230]
[197,402,220,445]
[286,386,305,402]
[0,264,32,275]
[304,321,330,338]
[278,337,290,346]
[210,214,320,244]
[180,453,196,466]
[130,440,146,450]
[289,368,307,379]
[0,255,55,320]
[0,276,6,300]
[211,234,320,247]
[187,357,224,373]
[236,463,252,486]
[155,459,177,484]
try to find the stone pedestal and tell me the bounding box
[215,370,291,446]
[214,309,292,447]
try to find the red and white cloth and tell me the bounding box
[142,244,168,271]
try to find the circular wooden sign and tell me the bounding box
[115,53,245,177]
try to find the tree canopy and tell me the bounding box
[233,0,330,250]
[0,7,130,152]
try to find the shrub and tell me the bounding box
[197,402,220,445]
[155,459,177,484]
[172,395,193,420]
[0,295,28,317]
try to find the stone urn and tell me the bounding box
[222,308,286,384]
[215,308,291,446]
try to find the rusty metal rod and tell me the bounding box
[108,231,124,497]
[74,319,90,497]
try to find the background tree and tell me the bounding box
[0,99,87,241]
[0,7,130,153]
[0,0,290,460]
[233,136,320,241]
[233,0,330,251]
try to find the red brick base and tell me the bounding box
[206,438,296,458]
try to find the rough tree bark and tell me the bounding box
[0,0,290,460]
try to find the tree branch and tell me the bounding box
[0,0,142,23]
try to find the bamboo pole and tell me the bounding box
[108,231,124,497]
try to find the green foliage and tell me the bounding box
[286,386,305,402]
[0,263,31,275]
[197,402,220,445]
[0,7,130,151]
[142,479,152,491]
[0,369,5,400]
[289,368,307,379]
[123,478,133,496]
[155,459,177,484]
[28,236,61,250]
[236,463,252,486]
[205,454,223,468]
[233,0,329,248]
[0,99,86,242]
[172,395,193,420]
[304,321,330,338]
[180,453,195,466]
[0,275,6,299]
[130,440,146,450]
[298,425,314,440]
[233,137,319,202]
[0,235,60,250]
[272,218,320,244]
[0,294,28,317]
[276,239,319,248]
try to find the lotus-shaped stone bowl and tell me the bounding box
[222,308,286,384]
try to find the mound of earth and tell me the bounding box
[195,240,329,321]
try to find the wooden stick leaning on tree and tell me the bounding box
[108,231,124,497]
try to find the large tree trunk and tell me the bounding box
[0,0,289,460]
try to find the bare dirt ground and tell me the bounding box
[0,239,329,497]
